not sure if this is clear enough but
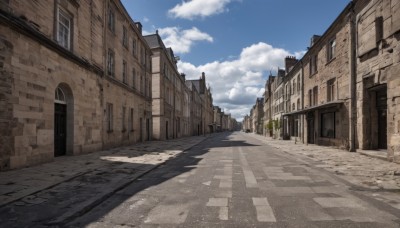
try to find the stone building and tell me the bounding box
[144,33,187,140]
[356,0,400,161]
[301,1,368,149]
[282,57,304,142]
[103,1,153,149]
[251,97,264,134]
[263,76,275,136]
[242,115,251,132]
[0,0,152,170]
[186,73,214,135]
[185,81,202,136]
[213,106,223,132]
[271,69,285,138]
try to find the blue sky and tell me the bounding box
[122,0,350,121]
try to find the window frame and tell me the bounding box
[107,49,115,77]
[327,37,336,62]
[310,54,318,76]
[108,6,115,33]
[122,26,128,48]
[106,103,113,132]
[321,112,335,138]
[122,60,127,84]
[327,78,336,102]
[56,7,72,50]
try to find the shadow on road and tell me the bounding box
[0,131,259,227]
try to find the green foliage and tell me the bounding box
[265,121,273,130]
[273,119,281,130]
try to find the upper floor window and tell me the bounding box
[57,8,72,50]
[310,54,317,75]
[327,78,336,102]
[292,80,296,95]
[327,38,336,61]
[122,60,127,84]
[297,75,300,94]
[122,26,128,47]
[108,7,115,33]
[313,86,318,106]
[132,39,137,56]
[107,49,115,76]
[132,68,136,89]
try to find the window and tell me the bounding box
[293,80,296,94]
[140,75,144,94]
[297,75,300,94]
[106,103,113,132]
[327,38,336,61]
[107,49,115,76]
[327,78,335,102]
[108,7,115,33]
[57,8,71,50]
[297,99,300,110]
[313,86,318,106]
[310,54,317,75]
[132,39,137,56]
[293,116,299,137]
[122,26,128,47]
[132,68,136,89]
[308,89,313,107]
[122,60,127,84]
[321,112,335,138]
[128,108,134,131]
[122,106,126,132]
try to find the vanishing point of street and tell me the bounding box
[1,132,399,227]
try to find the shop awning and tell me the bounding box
[283,100,345,116]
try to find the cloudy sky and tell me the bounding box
[121,0,350,121]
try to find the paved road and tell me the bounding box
[67,132,400,227]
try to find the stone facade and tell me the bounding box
[250,97,264,134]
[282,58,304,142]
[145,34,185,140]
[356,0,400,161]
[0,0,150,170]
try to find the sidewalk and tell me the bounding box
[248,133,400,191]
[0,135,207,211]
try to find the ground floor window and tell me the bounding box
[321,112,335,138]
[294,116,299,137]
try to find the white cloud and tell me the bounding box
[158,27,213,54]
[178,42,304,120]
[168,0,233,20]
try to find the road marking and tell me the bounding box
[239,147,258,188]
[313,197,364,208]
[206,198,228,207]
[202,181,211,186]
[252,197,276,222]
[219,207,229,220]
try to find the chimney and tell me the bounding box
[201,72,205,80]
[135,22,142,34]
[310,35,321,47]
[180,73,186,79]
[285,56,298,73]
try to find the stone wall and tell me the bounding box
[356,0,400,161]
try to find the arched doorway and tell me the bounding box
[54,85,73,156]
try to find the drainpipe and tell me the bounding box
[349,4,357,152]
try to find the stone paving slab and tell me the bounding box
[247,133,400,191]
[0,135,207,208]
